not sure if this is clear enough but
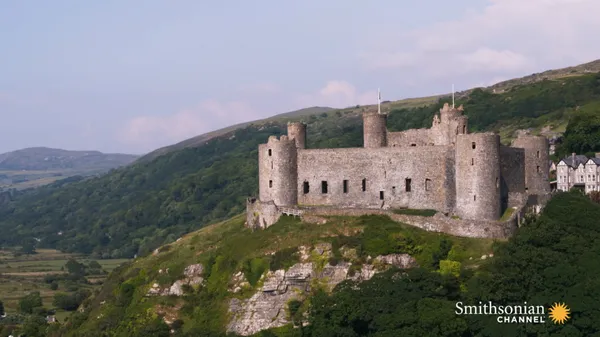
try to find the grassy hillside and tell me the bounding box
[57,212,496,337]
[0,72,598,258]
[0,147,138,190]
[137,107,336,163]
[41,190,600,337]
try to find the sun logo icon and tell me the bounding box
[549,302,571,324]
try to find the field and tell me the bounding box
[0,248,128,320]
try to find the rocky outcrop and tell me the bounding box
[147,263,204,297]
[227,251,417,336]
[227,263,314,336]
[374,254,418,269]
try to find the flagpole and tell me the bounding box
[378,88,381,114]
[452,84,455,109]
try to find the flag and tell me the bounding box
[378,89,381,101]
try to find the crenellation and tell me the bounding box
[247,104,551,236]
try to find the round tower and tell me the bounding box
[455,115,468,135]
[455,133,501,220]
[511,135,550,195]
[287,122,307,149]
[363,111,388,148]
[258,135,298,206]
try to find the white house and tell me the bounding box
[556,153,600,193]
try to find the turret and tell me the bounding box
[363,111,388,148]
[511,135,550,195]
[258,136,298,206]
[455,133,501,220]
[287,122,307,149]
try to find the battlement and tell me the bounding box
[363,110,388,117]
[267,135,295,144]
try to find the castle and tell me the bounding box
[247,103,551,236]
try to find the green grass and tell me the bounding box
[0,248,129,314]
[391,208,437,217]
[71,212,499,335]
[500,207,515,222]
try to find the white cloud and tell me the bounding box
[361,0,600,83]
[119,100,260,152]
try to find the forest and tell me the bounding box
[0,73,599,258]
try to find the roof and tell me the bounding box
[587,157,600,165]
[559,155,589,168]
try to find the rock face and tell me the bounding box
[227,264,315,336]
[147,263,204,297]
[374,254,418,269]
[227,258,397,336]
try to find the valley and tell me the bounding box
[0,248,128,323]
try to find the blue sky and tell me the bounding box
[1,0,598,154]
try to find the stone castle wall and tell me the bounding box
[301,207,521,239]
[499,146,526,208]
[387,129,433,147]
[296,146,455,213]
[258,136,298,206]
[455,133,501,221]
[512,135,550,195]
[246,198,281,230]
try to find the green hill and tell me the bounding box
[137,107,336,163]
[0,72,599,258]
[46,190,600,336]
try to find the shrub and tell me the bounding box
[269,247,298,271]
[242,257,269,287]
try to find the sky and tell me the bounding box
[1,0,599,155]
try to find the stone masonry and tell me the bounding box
[246,103,551,237]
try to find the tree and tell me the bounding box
[53,290,91,311]
[65,259,86,277]
[19,315,47,337]
[20,238,36,255]
[88,260,102,270]
[18,292,43,314]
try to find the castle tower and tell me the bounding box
[433,104,468,145]
[287,122,307,149]
[363,111,388,148]
[455,133,501,220]
[258,136,298,206]
[454,105,468,135]
[511,135,550,195]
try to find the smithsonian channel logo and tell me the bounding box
[455,301,570,324]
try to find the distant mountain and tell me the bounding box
[0,147,138,171]
[0,147,138,190]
